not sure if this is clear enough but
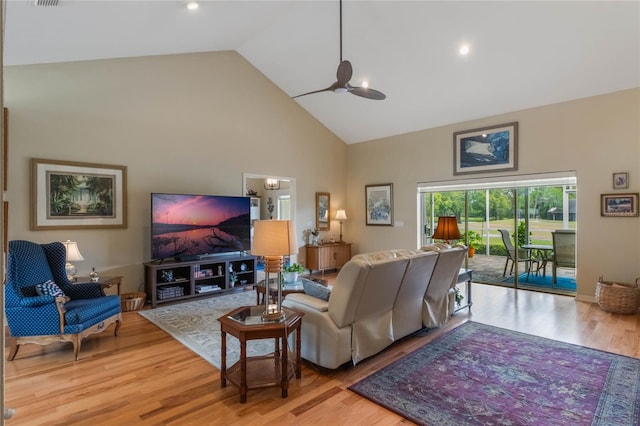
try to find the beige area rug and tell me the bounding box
[138,290,274,370]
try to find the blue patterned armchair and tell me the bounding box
[5,240,122,361]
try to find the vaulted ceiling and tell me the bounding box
[4,1,639,144]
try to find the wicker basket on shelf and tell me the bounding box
[121,292,146,312]
[595,277,640,314]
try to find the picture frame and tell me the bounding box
[453,122,518,175]
[600,193,639,217]
[315,192,330,231]
[3,107,7,191]
[3,201,7,254]
[31,158,127,230]
[365,183,393,226]
[613,172,628,190]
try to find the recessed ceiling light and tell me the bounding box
[186,1,199,10]
[362,81,369,88]
[459,44,470,56]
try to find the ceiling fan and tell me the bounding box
[292,0,386,101]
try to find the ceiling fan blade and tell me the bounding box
[292,83,338,99]
[350,86,386,100]
[336,60,352,86]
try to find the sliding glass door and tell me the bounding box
[418,173,577,295]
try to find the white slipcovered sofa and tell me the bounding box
[282,244,466,369]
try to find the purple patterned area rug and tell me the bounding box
[349,322,640,426]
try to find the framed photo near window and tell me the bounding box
[315,192,330,231]
[600,193,639,217]
[613,172,629,189]
[365,183,393,226]
[453,122,518,175]
[31,158,128,230]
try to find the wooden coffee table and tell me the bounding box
[217,306,304,403]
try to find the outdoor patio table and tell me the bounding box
[522,244,553,280]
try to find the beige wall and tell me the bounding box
[4,51,347,293]
[346,88,640,301]
[5,50,639,302]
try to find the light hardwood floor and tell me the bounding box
[5,281,640,425]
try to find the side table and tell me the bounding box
[217,306,303,403]
[74,276,122,295]
[255,280,305,305]
[454,268,472,312]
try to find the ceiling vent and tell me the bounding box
[33,0,60,6]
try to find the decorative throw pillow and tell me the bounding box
[302,278,331,301]
[35,280,66,298]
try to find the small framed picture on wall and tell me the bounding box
[613,172,628,190]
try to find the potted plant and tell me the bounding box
[283,263,305,283]
[463,230,482,257]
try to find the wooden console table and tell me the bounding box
[218,306,303,403]
[305,242,351,274]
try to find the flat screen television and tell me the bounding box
[151,193,251,261]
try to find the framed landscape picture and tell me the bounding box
[453,122,518,175]
[600,193,639,217]
[31,158,128,230]
[365,183,393,226]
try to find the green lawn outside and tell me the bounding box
[462,218,575,246]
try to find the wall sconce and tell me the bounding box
[335,209,348,243]
[264,178,280,190]
[431,216,461,244]
[62,240,84,282]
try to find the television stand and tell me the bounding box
[144,253,257,308]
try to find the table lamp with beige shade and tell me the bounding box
[251,220,298,321]
[335,209,347,243]
[62,240,84,282]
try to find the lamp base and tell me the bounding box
[262,256,285,322]
[261,310,285,322]
[66,262,77,282]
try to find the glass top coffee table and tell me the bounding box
[217,305,304,403]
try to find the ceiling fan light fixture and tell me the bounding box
[334,87,349,94]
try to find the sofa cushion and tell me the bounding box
[35,280,66,298]
[302,278,331,301]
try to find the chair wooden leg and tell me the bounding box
[72,335,81,361]
[114,318,121,336]
[7,338,19,361]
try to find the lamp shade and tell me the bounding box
[335,209,348,221]
[431,216,461,242]
[62,240,84,262]
[252,220,298,256]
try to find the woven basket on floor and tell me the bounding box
[121,292,146,312]
[595,277,640,314]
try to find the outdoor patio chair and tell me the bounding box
[498,229,533,277]
[5,240,122,361]
[551,229,576,284]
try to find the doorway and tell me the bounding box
[242,173,296,223]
